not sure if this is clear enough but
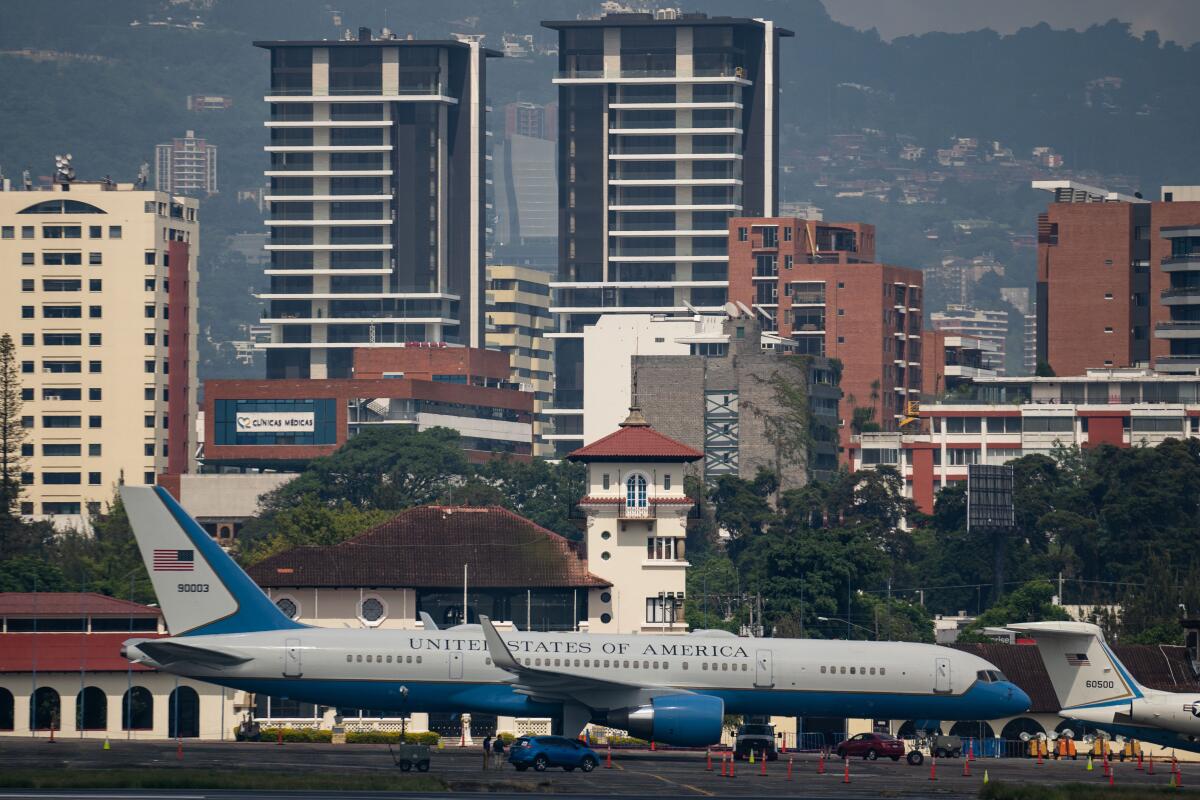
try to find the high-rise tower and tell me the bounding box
[255,30,496,379]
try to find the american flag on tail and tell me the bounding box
[153,549,194,572]
[1065,653,1090,667]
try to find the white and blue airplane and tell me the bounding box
[1010,621,1200,754]
[119,486,1030,745]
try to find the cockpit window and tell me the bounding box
[976,669,1008,683]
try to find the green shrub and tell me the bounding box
[257,728,333,744]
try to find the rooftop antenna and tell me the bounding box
[54,154,75,185]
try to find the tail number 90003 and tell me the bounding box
[177,583,209,593]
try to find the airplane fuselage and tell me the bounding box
[127,625,1027,723]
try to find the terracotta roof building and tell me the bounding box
[247,505,606,632]
[566,411,704,463]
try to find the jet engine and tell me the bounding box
[1128,699,1200,735]
[606,694,724,746]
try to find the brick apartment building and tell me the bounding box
[1034,181,1200,376]
[727,217,922,436]
[201,346,533,471]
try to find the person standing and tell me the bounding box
[482,735,492,770]
[493,735,506,769]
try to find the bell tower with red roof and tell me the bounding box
[567,408,701,634]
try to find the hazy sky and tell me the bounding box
[821,0,1200,45]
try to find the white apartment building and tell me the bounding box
[154,130,218,196]
[931,304,1009,375]
[1,182,199,530]
[542,12,790,456]
[255,30,495,380]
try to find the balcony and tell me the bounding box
[1155,354,1200,373]
[1161,287,1200,305]
[1154,321,1200,338]
[1162,254,1200,272]
[618,504,655,520]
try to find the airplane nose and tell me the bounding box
[1005,683,1032,713]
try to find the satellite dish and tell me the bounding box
[1082,734,1095,745]
[1048,732,1059,741]
[1019,732,1031,742]
[735,300,754,317]
[1062,729,1075,740]
[723,301,739,318]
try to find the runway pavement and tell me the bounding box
[0,738,1195,799]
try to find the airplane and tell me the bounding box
[118,485,1031,746]
[1009,621,1200,754]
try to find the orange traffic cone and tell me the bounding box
[1138,751,1144,771]
[963,757,971,777]
[47,725,56,744]
[706,749,712,771]
[606,743,612,769]
[176,740,183,760]
[760,752,767,776]
[787,756,793,781]
[730,752,736,778]
[968,741,975,762]
[843,756,850,784]
[818,752,826,774]
[1149,754,1155,775]
[929,756,937,781]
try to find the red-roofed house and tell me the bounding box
[0,593,236,741]
[568,409,700,635]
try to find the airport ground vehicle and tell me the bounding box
[733,723,778,760]
[234,716,261,742]
[389,743,432,772]
[508,736,600,772]
[932,734,963,758]
[835,732,906,761]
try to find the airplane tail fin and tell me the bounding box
[120,486,305,637]
[1008,621,1143,711]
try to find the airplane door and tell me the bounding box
[755,649,774,688]
[449,652,463,680]
[934,657,951,693]
[284,639,302,678]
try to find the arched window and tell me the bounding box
[948,720,995,740]
[17,199,106,214]
[30,687,60,731]
[76,686,107,730]
[122,686,153,731]
[0,688,12,730]
[169,686,200,738]
[625,474,647,508]
[1000,717,1045,741]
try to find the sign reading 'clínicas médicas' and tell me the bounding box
[235,412,315,433]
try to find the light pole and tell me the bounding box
[817,616,875,640]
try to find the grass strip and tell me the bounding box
[0,768,447,792]
[981,781,1200,799]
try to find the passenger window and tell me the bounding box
[485,657,492,665]
[604,659,610,668]
[653,661,660,669]
[682,662,688,670]
[870,667,876,675]
[840,666,846,674]
[850,667,855,675]
[702,662,709,670]
[387,655,393,664]
[356,655,363,663]
[880,668,885,676]
[406,656,413,664]
[721,663,728,671]
[346,655,353,663]
[742,663,748,671]
[820,666,826,674]
[623,660,630,668]
[575,659,581,667]
[555,659,562,667]
[416,656,422,664]
[534,658,542,666]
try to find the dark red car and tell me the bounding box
[835,733,906,761]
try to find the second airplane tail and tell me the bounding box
[121,486,305,637]
[1008,621,1144,711]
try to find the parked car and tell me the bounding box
[734,723,778,761]
[508,736,600,772]
[835,732,906,761]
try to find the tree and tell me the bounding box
[237,496,393,566]
[956,581,1069,642]
[0,333,25,517]
[472,456,585,539]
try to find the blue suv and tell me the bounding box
[508,736,600,772]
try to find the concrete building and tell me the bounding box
[1,182,199,530]
[1000,287,1037,376]
[0,593,235,740]
[154,130,218,196]
[160,472,298,547]
[202,346,533,471]
[920,331,998,400]
[543,12,791,456]
[849,369,1200,513]
[503,101,556,140]
[931,305,1007,375]
[187,95,233,112]
[1033,181,1200,376]
[485,265,555,456]
[726,217,921,439]
[491,133,557,267]
[255,30,497,380]
[631,316,840,487]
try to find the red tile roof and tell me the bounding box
[0,593,160,617]
[0,633,164,673]
[248,505,610,590]
[566,426,702,462]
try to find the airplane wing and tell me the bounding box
[478,615,687,710]
[136,640,252,669]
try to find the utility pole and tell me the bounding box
[1058,571,1064,605]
